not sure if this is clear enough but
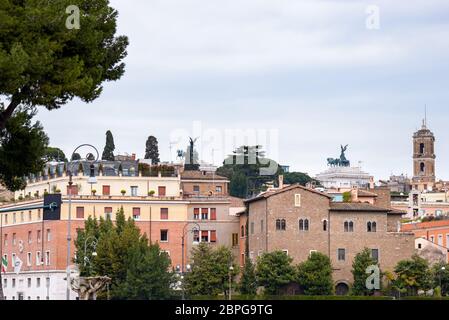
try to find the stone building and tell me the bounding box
[240,184,415,295]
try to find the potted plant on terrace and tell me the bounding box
[121,189,126,196]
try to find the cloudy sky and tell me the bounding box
[35,0,449,180]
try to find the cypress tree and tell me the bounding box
[144,136,160,164]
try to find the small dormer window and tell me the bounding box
[294,194,301,207]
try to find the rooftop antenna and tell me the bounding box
[169,141,176,163]
[423,104,427,128]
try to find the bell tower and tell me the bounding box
[412,114,436,191]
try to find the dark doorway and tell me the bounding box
[335,283,350,296]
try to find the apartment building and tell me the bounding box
[0,163,238,300]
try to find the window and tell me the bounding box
[438,235,443,246]
[210,208,217,220]
[304,219,309,231]
[344,221,354,232]
[367,221,377,232]
[3,234,7,247]
[36,251,41,266]
[47,229,51,242]
[323,220,328,232]
[193,185,200,193]
[210,230,217,243]
[27,252,31,266]
[76,207,84,219]
[430,236,435,243]
[104,207,112,220]
[67,185,78,195]
[371,249,379,263]
[12,279,16,288]
[36,278,41,288]
[201,231,209,242]
[37,209,41,220]
[46,278,50,288]
[241,225,245,237]
[12,253,16,265]
[37,230,41,243]
[276,219,286,231]
[13,212,16,224]
[232,233,239,247]
[28,211,32,221]
[193,208,200,220]
[420,162,425,173]
[261,220,264,233]
[45,251,50,266]
[12,233,16,246]
[299,219,305,231]
[27,278,31,288]
[294,194,301,207]
[4,214,7,225]
[420,143,425,154]
[193,230,200,243]
[282,250,289,256]
[158,186,166,196]
[201,208,208,220]
[160,208,168,220]
[102,185,110,196]
[215,186,222,193]
[130,186,138,197]
[160,230,168,242]
[20,212,24,222]
[132,207,141,220]
[338,249,346,261]
[3,279,6,288]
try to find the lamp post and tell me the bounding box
[181,222,200,300]
[66,144,99,300]
[229,265,234,301]
[440,266,446,290]
[83,236,98,268]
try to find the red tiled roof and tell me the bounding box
[330,202,404,215]
[244,184,332,204]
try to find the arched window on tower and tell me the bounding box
[420,162,425,173]
[420,143,425,154]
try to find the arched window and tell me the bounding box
[241,225,245,237]
[280,219,286,231]
[276,219,281,231]
[323,220,328,231]
[304,219,309,231]
[344,221,349,232]
[349,221,354,232]
[367,221,372,232]
[420,143,425,154]
[299,219,304,231]
[372,221,377,232]
[420,162,425,173]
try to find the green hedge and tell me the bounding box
[189,295,394,301]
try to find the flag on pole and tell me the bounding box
[1,256,7,273]
[13,256,22,275]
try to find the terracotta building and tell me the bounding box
[401,219,449,263]
[241,184,415,295]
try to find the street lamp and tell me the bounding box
[440,266,446,291]
[229,266,234,301]
[83,236,98,267]
[66,144,99,300]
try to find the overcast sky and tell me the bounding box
[35,0,449,180]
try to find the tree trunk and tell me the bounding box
[0,95,21,130]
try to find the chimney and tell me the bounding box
[279,175,284,189]
[369,176,375,190]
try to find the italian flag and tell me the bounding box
[1,256,7,273]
